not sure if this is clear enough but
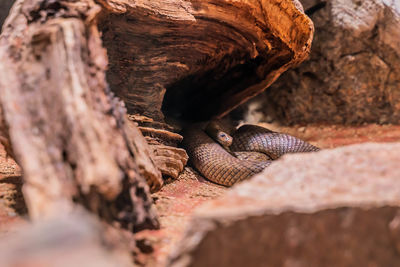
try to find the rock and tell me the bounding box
[0,211,134,267]
[168,142,400,267]
[245,0,400,125]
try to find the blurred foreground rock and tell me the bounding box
[168,142,400,267]
[0,211,134,267]
[245,0,400,125]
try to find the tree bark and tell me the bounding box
[0,0,160,232]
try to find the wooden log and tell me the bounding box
[98,0,314,122]
[0,0,159,232]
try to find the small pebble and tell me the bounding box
[298,126,306,132]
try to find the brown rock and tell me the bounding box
[243,0,400,125]
[168,142,400,267]
[0,211,134,267]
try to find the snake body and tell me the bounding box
[182,124,319,186]
[231,125,320,160]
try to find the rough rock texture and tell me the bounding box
[0,211,134,267]
[245,0,400,125]
[98,0,314,122]
[168,142,400,267]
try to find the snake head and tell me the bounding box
[205,120,233,148]
[216,131,233,147]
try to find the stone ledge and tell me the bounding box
[168,142,400,267]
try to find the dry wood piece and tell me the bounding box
[99,0,314,122]
[151,145,188,179]
[124,118,163,192]
[140,127,184,147]
[0,0,158,231]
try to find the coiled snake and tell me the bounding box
[182,122,319,186]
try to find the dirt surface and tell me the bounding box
[139,123,400,266]
[1,124,400,266]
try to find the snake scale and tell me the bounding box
[182,123,319,186]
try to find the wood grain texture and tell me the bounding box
[0,0,159,231]
[98,0,314,122]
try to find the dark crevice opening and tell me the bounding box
[162,55,266,123]
[305,2,327,16]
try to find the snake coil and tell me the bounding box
[182,124,319,186]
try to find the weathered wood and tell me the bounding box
[0,0,158,231]
[98,0,314,122]
[151,145,188,179]
[128,114,189,180]
[124,117,163,191]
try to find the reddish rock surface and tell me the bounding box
[167,135,400,266]
[144,123,400,266]
[0,212,134,267]
[247,0,400,125]
[2,124,400,266]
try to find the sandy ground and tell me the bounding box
[2,124,400,265]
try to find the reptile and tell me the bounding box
[181,121,319,186]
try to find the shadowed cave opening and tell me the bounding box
[99,9,295,126]
[161,55,265,122]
